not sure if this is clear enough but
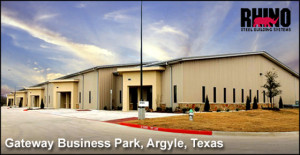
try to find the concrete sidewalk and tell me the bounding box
[29,108,185,121]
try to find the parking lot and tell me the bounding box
[1,107,299,154]
[30,108,184,121]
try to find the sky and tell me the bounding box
[1,1,299,96]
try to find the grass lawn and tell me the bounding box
[125,109,299,132]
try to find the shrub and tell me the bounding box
[253,96,258,109]
[204,95,210,112]
[195,107,200,112]
[217,108,221,112]
[236,108,239,111]
[166,107,172,113]
[279,96,283,108]
[182,108,187,113]
[246,96,251,110]
[226,109,230,112]
[156,107,162,112]
[40,99,44,109]
[104,106,107,110]
[117,106,122,110]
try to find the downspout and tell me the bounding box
[97,69,99,110]
[47,83,48,108]
[82,74,84,109]
[167,62,173,111]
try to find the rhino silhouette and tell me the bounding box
[253,17,279,27]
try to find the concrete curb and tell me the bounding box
[118,122,212,135]
[213,131,299,136]
[118,122,299,136]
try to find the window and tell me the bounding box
[79,92,81,103]
[263,90,266,103]
[213,87,216,103]
[120,90,122,104]
[89,91,91,103]
[241,89,244,103]
[202,86,205,103]
[174,85,177,103]
[49,96,50,103]
[224,88,226,103]
[257,90,259,103]
[233,88,236,103]
[249,89,252,102]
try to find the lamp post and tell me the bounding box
[138,1,146,120]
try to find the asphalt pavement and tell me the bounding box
[1,107,299,154]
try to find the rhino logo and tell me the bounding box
[253,17,279,27]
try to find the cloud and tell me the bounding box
[75,2,87,8]
[1,8,119,66]
[1,85,13,97]
[252,33,260,51]
[46,73,64,80]
[40,44,49,48]
[34,13,59,21]
[103,8,136,22]
[142,20,190,60]
[2,56,46,88]
[150,21,188,39]
[189,2,233,55]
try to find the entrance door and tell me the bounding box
[19,98,23,107]
[129,87,138,110]
[60,92,71,109]
[34,96,39,107]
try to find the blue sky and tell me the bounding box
[1,1,299,96]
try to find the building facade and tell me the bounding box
[6,51,299,111]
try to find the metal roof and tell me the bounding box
[145,51,299,77]
[28,61,156,88]
[25,51,299,90]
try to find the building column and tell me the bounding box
[122,86,129,111]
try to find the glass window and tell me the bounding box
[224,88,226,103]
[174,85,177,103]
[89,91,91,103]
[257,90,259,103]
[79,92,81,103]
[120,90,122,104]
[241,89,244,103]
[233,88,235,103]
[202,86,205,103]
[263,90,266,103]
[213,87,216,103]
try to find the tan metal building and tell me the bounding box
[7,51,299,111]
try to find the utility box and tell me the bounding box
[138,108,145,120]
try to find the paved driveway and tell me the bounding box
[1,107,299,154]
[33,108,185,121]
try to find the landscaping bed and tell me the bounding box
[124,109,299,132]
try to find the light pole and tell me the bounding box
[138,1,146,120]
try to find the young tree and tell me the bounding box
[262,71,282,109]
[40,99,44,109]
[279,96,283,109]
[204,95,210,112]
[246,96,251,110]
[253,96,258,109]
